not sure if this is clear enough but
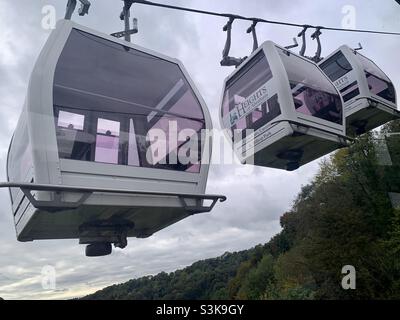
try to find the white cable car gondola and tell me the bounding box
[3,20,225,256]
[219,41,347,171]
[319,45,399,136]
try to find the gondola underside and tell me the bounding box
[15,194,204,243]
[250,125,345,170]
[345,98,400,135]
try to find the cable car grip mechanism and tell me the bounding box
[246,20,259,53]
[297,25,311,57]
[310,27,323,63]
[220,17,247,68]
[64,0,91,20]
[110,1,139,42]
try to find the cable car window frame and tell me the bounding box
[94,117,121,165]
[277,48,343,125]
[53,28,206,173]
[354,52,396,104]
[221,50,280,139]
[57,110,85,131]
[319,51,353,82]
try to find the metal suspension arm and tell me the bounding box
[222,17,234,59]
[111,1,138,42]
[65,0,91,20]
[121,0,133,42]
[78,0,91,16]
[246,21,259,53]
[311,27,323,62]
[220,17,246,67]
[284,38,299,50]
[298,25,310,57]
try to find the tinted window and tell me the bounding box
[53,29,205,172]
[222,51,281,138]
[356,53,396,104]
[319,51,353,82]
[278,49,343,125]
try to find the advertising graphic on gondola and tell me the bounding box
[224,82,270,127]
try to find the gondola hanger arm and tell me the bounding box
[65,0,91,20]
[246,21,259,53]
[354,42,363,51]
[220,17,247,68]
[311,27,323,62]
[297,25,311,57]
[284,38,299,50]
[120,0,137,22]
[111,0,138,42]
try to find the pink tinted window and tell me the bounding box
[148,89,204,172]
[278,48,343,125]
[365,72,396,104]
[235,117,247,130]
[356,51,395,103]
[251,107,263,123]
[292,88,311,115]
[57,111,84,130]
[54,29,206,172]
[222,50,279,140]
[97,118,120,136]
[186,163,200,173]
[95,119,120,164]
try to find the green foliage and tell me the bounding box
[235,254,275,300]
[83,250,251,300]
[83,120,400,300]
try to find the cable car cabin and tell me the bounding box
[319,45,398,136]
[5,20,225,256]
[220,41,347,171]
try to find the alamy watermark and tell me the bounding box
[41,265,56,290]
[341,5,357,29]
[341,265,356,290]
[143,124,255,168]
[41,5,56,30]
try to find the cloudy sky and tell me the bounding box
[0,0,399,300]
